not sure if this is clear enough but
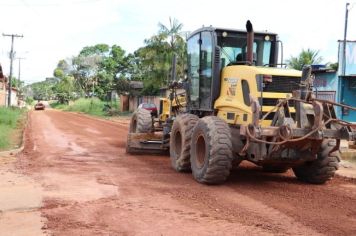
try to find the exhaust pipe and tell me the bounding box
[246,20,254,65]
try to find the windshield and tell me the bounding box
[217,31,274,67]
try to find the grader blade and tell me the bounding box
[126,132,168,155]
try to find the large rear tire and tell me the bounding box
[170,114,198,172]
[190,116,233,184]
[293,139,340,184]
[129,108,152,133]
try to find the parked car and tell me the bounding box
[34,102,45,110]
[138,103,158,117]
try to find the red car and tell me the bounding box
[34,102,45,110]
[138,103,158,117]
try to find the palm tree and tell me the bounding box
[158,17,183,50]
[157,18,187,82]
[287,49,323,70]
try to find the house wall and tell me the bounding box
[338,41,356,122]
[127,95,161,112]
[10,90,18,106]
[314,72,338,95]
[120,95,129,112]
[338,41,356,76]
[0,81,6,106]
[340,77,356,122]
[313,71,342,117]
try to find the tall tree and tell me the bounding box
[158,17,187,81]
[134,17,187,95]
[158,17,184,51]
[53,75,75,104]
[71,44,110,97]
[287,49,323,70]
[53,59,75,103]
[27,78,57,101]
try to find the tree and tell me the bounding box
[287,49,323,70]
[70,44,131,99]
[26,78,57,101]
[9,76,23,89]
[53,59,76,103]
[49,18,187,99]
[158,17,184,51]
[53,75,75,104]
[72,54,102,97]
[79,44,110,57]
[133,17,187,95]
[115,78,130,95]
[327,62,338,71]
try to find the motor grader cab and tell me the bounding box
[127,21,356,185]
[186,21,301,127]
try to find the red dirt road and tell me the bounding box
[17,110,356,235]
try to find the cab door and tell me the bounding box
[187,31,214,112]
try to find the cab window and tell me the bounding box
[241,80,250,106]
[187,34,200,103]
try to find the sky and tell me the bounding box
[0,0,355,84]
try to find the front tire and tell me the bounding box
[170,114,198,172]
[129,108,152,133]
[190,116,233,184]
[293,139,340,184]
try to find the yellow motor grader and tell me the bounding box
[126,21,356,184]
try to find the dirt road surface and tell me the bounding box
[12,110,356,235]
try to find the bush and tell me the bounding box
[25,97,35,106]
[65,98,107,116]
[50,101,68,110]
[51,98,122,117]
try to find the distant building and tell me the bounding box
[0,63,20,107]
[338,40,356,122]
[119,81,162,112]
[311,40,356,122]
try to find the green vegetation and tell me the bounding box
[287,49,323,70]
[25,96,35,106]
[0,107,26,150]
[66,98,107,116]
[51,98,121,117]
[50,101,68,110]
[24,17,186,105]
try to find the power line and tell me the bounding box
[2,33,23,107]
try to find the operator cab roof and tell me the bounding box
[188,26,278,40]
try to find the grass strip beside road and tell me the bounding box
[0,107,27,151]
[51,98,131,117]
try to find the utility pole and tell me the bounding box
[17,57,25,98]
[343,3,350,76]
[2,33,23,107]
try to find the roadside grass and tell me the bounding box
[0,107,27,150]
[66,98,107,116]
[50,98,128,117]
[50,101,68,110]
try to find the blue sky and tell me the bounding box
[0,0,355,84]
